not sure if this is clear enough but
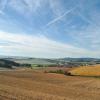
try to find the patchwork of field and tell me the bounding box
[12,58,56,65]
[0,68,100,100]
[70,65,100,76]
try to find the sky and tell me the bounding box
[0,0,100,58]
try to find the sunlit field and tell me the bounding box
[0,68,100,100]
[70,65,100,77]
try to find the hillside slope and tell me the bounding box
[0,59,19,69]
[4,58,57,65]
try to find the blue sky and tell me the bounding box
[0,0,100,58]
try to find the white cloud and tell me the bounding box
[49,0,65,16]
[0,10,4,15]
[0,31,98,58]
[0,0,7,15]
[8,0,43,17]
[0,0,100,58]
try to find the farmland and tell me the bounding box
[0,67,100,100]
[70,64,100,77]
[0,57,100,100]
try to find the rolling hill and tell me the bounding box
[0,59,20,69]
[1,56,100,67]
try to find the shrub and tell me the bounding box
[47,69,72,76]
[48,69,65,74]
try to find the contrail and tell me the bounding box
[46,7,77,27]
[78,13,93,24]
[78,12,100,28]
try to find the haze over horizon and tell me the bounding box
[0,0,100,58]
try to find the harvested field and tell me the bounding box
[70,65,100,76]
[0,69,100,100]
